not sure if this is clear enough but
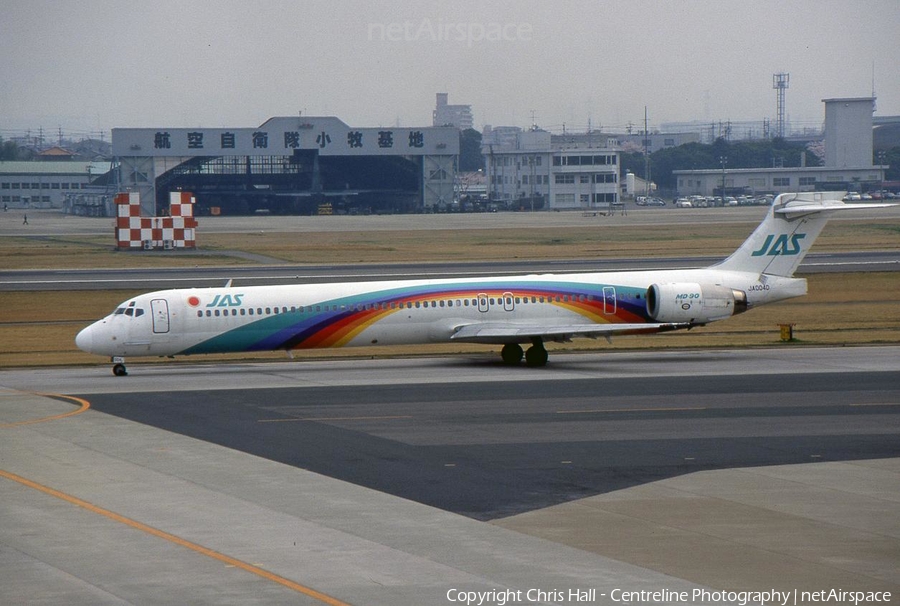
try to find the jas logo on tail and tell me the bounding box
[206,294,244,307]
[751,233,806,257]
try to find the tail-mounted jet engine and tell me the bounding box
[647,283,748,324]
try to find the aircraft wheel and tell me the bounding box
[500,343,524,365]
[112,363,128,377]
[525,345,549,367]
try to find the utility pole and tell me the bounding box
[719,156,727,206]
[643,107,651,199]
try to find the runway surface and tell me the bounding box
[3,250,898,291]
[2,348,898,604]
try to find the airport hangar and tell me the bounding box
[112,116,459,216]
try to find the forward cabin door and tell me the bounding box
[151,299,170,334]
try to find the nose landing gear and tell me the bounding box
[111,357,128,377]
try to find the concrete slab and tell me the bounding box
[495,460,900,595]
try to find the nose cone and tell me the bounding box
[75,325,94,354]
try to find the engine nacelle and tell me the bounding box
[646,283,748,324]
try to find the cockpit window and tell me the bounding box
[114,301,143,318]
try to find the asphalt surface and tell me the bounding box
[81,360,900,521]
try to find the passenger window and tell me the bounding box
[215,310,220,317]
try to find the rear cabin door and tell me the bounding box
[602,287,617,315]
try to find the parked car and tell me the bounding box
[674,198,692,208]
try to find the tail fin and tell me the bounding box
[715,192,894,277]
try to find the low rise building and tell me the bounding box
[483,128,619,210]
[0,161,110,209]
[673,165,885,197]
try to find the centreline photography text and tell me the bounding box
[443,587,894,605]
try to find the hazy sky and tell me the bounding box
[2,0,898,139]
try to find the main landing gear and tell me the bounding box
[111,357,128,377]
[501,338,548,367]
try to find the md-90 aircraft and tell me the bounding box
[76,192,891,376]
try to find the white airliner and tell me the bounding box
[76,192,891,376]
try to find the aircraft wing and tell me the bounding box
[450,321,691,344]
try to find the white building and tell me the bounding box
[482,128,619,210]
[0,161,110,209]
[433,93,473,130]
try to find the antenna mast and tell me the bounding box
[773,72,790,138]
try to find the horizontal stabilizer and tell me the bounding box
[774,200,895,220]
